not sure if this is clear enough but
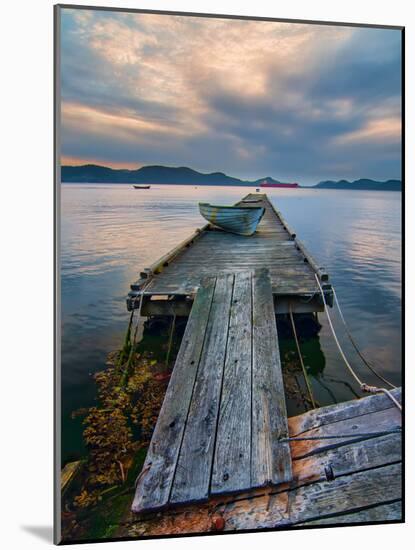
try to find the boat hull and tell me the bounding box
[133,185,151,189]
[198,203,265,236]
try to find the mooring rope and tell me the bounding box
[127,283,149,351]
[314,275,401,412]
[332,287,396,389]
[288,306,317,409]
[119,280,152,382]
[165,312,177,368]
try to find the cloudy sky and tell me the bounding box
[60,8,402,184]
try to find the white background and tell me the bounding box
[0,0,412,548]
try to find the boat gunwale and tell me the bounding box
[199,202,265,212]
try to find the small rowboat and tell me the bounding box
[133,185,151,189]
[199,202,265,236]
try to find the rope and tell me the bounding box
[126,285,148,360]
[360,384,402,410]
[293,373,312,410]
[120,281,151,385]
[288,306,317,409]
[332,287,396,389]
[314,275,401,412]
[117,309,134,368]
[165,312,177,368]
[281,427,401,442]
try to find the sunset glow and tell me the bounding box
[60,9,402,184]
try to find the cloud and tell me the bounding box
[59,9,402,183]
[334,117,401,145]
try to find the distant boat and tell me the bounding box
[260,179,298,188]
[133,185,151,189]
[199,203,265,236]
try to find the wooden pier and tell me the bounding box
[127,194,332,315]
[127,193,401,529]
[127,389,402,535]
[132,269,292,513]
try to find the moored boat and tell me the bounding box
[133,185,151,189]
[198,202,265,236]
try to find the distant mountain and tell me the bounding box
[61,164,253,186]
[61,164,402,191]
[313,178,402,191]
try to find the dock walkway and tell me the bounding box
[127,194,332,315]
[132,269,292,513]
[128,389,402,532]
[127,193,401,528]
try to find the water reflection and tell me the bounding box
[61,184,401,462]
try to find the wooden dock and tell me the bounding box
[132,269,292,513]
[127,194,332,316]
[127,389,402,535]
[127,192,401,530]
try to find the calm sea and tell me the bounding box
[60,184,402,463]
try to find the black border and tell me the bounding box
[57,3,404,30]
[54,3,405,545]
[401,24,405,526]
[54,4,61,545]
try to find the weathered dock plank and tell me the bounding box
[211,272,252,495]
[223,463,401,530]
[251,268,292,487]
[170,274,234,504]
[132,269,292,513]
[131,278,216,513]
[290,406,402,460]
[289,387,402,436]
[296,501,402,526]
[292,432,401,483]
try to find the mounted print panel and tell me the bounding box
[54,4,403,544]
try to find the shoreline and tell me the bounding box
[60,181,402,191]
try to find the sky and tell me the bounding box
[60,9,402,185]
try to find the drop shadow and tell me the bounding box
[21,525,53,543]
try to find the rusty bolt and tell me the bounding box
[211,515,225,531]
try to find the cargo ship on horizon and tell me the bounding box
[260,179,299,188]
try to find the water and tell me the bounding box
[60,184,402,463]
